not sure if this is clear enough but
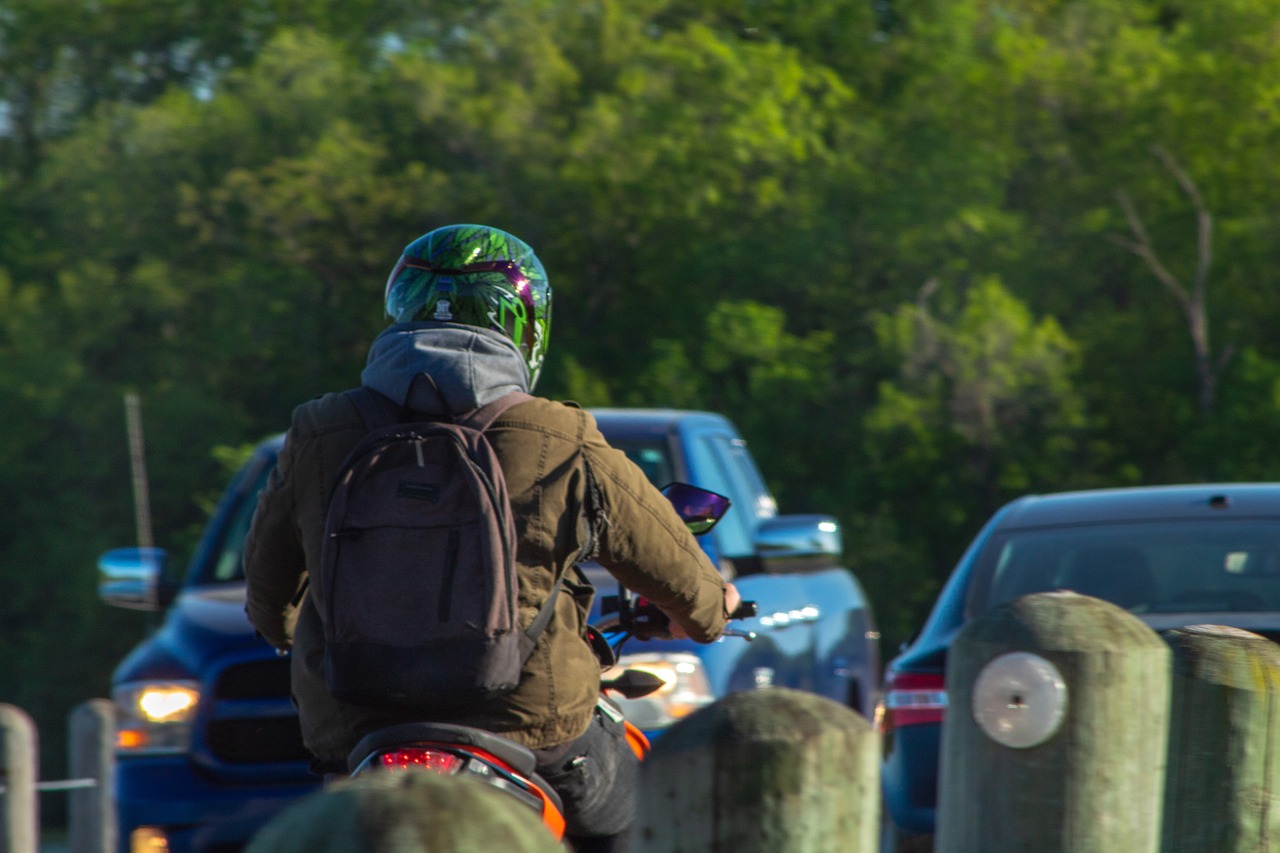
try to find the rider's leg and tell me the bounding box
[533,708,639,852]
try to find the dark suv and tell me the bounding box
[100,409,880,853]
[878,483,1280,852]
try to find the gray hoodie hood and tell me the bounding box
[361,322,531,416]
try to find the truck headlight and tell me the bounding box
[113,681,200,754]
[604,653,713,730]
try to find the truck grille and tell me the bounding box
[206,717,311,764]
[206,658,310,764]
[214,658,291,699]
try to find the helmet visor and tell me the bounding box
[391,257,538,319]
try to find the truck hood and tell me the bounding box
[115,570,692,684]
[114,583,268,683]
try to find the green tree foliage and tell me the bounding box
[869,278,1086,496]
[894,0,1280,480]
[862,277,1094,637]
[633,299,844,507]
[3,0,1280,779]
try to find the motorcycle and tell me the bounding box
[344,482,758,841]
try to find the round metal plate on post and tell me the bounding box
[971,652,1067,749]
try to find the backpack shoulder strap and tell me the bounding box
[460,389,553,657]
[519,575,564,660]
[344,386,406,431]
[462,391,536,432]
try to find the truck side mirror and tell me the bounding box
[99,547,173,611]
[753,515,843,573]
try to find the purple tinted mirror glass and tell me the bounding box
[660,483,731,535]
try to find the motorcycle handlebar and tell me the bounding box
[620,596,757,641]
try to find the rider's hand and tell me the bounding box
[666,582,741,640]
[723,582,742,620]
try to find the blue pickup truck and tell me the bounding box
[98,408,879,853]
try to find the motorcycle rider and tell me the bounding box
[243,223,740,852]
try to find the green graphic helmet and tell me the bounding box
[385,224,552,388]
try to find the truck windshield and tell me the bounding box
[208,439,675,583]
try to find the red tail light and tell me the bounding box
[378,747,465,774]
[878,671,948,733]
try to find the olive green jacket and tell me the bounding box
[243,389,728,766]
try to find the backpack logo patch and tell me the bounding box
[397,480,441,502]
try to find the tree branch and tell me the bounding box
[1151,145,1213,306]
[1111,149,1222,416]
[1111,189,1191,312]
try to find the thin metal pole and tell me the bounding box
[123,392,153,552]
[123,392,158,611]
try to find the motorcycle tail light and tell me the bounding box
[378,747,465,774]
[878,671,948,733]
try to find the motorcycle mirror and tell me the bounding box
[660,482,731,535]
[602,668,669,700]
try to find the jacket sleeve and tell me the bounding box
[243,430,307,650]
[580,416,728,643]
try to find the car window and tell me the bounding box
[207,461,275,583]
[607,438,675,489]
[684,435,754,557]
[707,435,777,521]
[970,519,1280,616]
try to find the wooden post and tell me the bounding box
[0,703,38,853]
[69,700,116,853]
[244,771,563,853]
[635,688,880,852]
[936,591,1171,853]
[1161,624,1280,852]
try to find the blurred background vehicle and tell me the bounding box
[878,483,1280,853]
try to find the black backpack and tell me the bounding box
[315,386,559,710]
